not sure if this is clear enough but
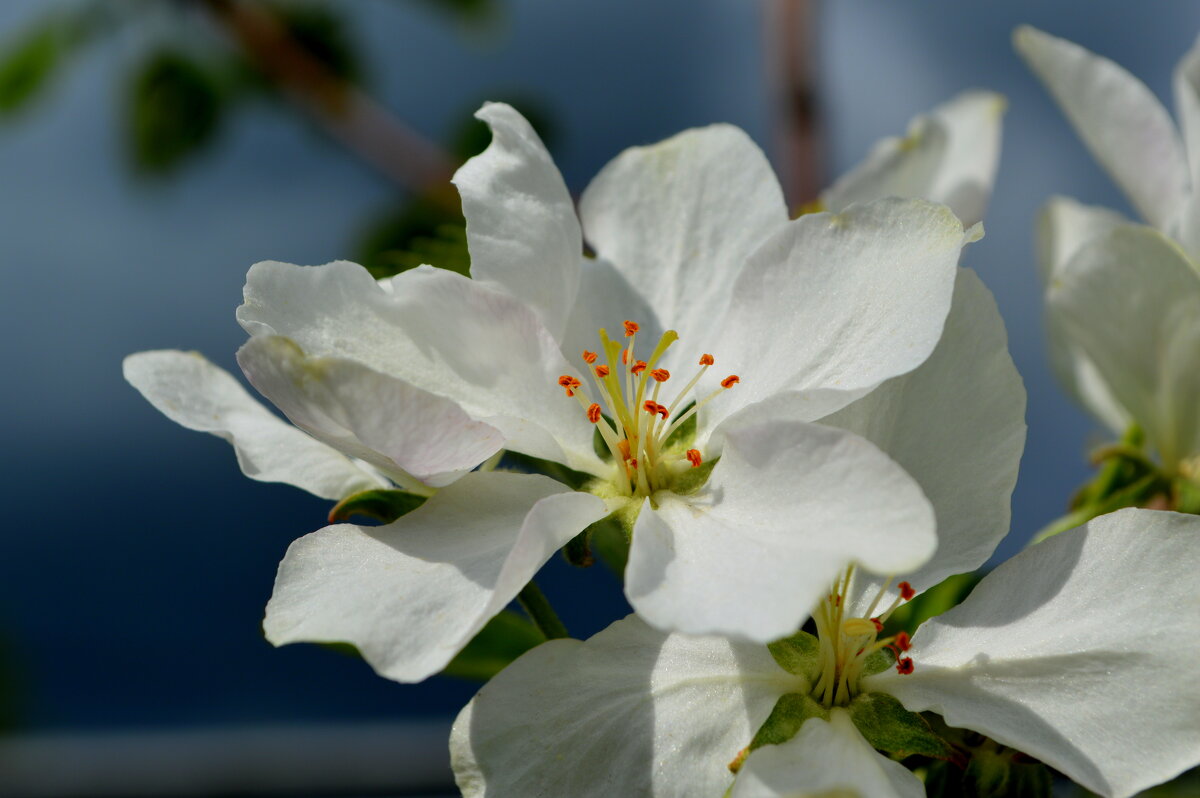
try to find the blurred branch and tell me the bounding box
[767,0,821,207]
[203,0,458,205]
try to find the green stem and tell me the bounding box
[517,581,568,640]
[1030,471,1166,546]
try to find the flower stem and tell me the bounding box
[517,581,569,640]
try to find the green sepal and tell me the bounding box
[859,646,896,678]
[1172,476,1200,515]
[671,457,718,496]
[327,489,427,524]
[662,401,697,451]
[562,524,594,568]
[500,451,594,490]
[847,692,958,762]
[767,630,820,683]
[729,692,829,772]
[442,610,545,681]
[588,517,630,577]
[885,572,982,637]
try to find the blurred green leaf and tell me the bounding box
[884,571,982,637]
[274,2,362,84]
[128,49,224,174]
[442,610,544,681]
[357,194,470,279]
[412,0,499,28]
[449,94,557,161]
[327,488,427,524]
[0,25,60,115]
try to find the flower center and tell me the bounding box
[811,566,916,707]
[557,320,739,499]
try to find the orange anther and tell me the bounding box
[631,360,648,375]
[721,375,740,389]
[894,631,911,652]
[871,617,883,632]
[898,581,915,601]
[686,449,702,468]
[582,350,598,364]
[896,657,914,675]
[617,440,631,461]
[699,353,715,366]
[643,400,668,419]
[623,320,640,337]
[622,349,631,365]
[650,368,670,382]
[586,403,602,424]
[595,365,610,378]
[558,375,581,397]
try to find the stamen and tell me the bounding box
[582,350,598,364]
[617,440,631,461]
[898,581,916,601]
[721,375,740,389]
[893,631,911,652]
[587,404,602,424]
[686,449,702,468]
[631,360,647,375]
[699,353,714,366]
[871,618,883,632]
[650,369,670,382]
[558,375,581,397]
[896,657,914,675]
[643,400,669,419]
[624,320,640,337]
[622,349,631,365]
[595,365,610,378]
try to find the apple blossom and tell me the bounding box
[452,508,1200,798]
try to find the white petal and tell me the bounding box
[732,711,925,798]
[706,198,966,428]
[1048,225,1200,466]
[236,336,503,489]
[123,350,384,500]
[823,90,1005,227]
[1036,197,1133,433]
[578,124,787,351]
[263,471,607,683]
[822,269,1026,608]
[873,509,1200,798]
[1174,35,1200,194]
[1014,25,1188,229]
[453,103,582,341]
[451,615,795,798]
[237,260,603,474]
[558,255,666,369]
[625,418,935,642]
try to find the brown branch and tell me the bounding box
[766,0,821,208]
[203,0,458,206]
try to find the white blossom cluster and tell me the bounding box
[124,26,1200,798]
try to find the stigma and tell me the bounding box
[811,568,917,707]
[556,321,738,497]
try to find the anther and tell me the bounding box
[595,365,610,378]
[699,354,714,366]
[686,449,702,468]
[896,657,914,675]
[650,368,670,382]
[558,375,581,397]
[871,618,883,632]
[893,631,911,652]
[898,581,915,601]
[631,360,648,375]
[721,375,740,389]
[582,350,598,364]
[643,400,668,419]
[587,404,602,424]
[623,320,640,337]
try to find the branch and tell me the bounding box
[766,0,821,207]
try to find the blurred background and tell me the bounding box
[1,1,1197,795]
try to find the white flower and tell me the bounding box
[240,101,985,681]
[451,508,1200,798]
[822,90,1006,228]
[1017,26,1200,472]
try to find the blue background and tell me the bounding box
[1,0,1196,736]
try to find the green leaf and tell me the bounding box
[0,24,60,115]
[327,489,427,524]
[662,401,697,451]
[1173,476,1200,515]
[729,692,829,772]
[500,451,594,491]
[128,49,223,174]
[357,195,470,280]
[275,3,362,84]
[767,630,820,682]
[848,691,958,761]
[442,610,545,681]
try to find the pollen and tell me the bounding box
[587,403,602,423]
[699,354,714,366]
[893,631,911,652]
[650,368,670,382]
[558,375,581,397]
[631,360,648,375]
[721,375,740,389]
[896,657,914,675]
[623,320,640,337]
[898,581,916,601]
[582,350,598,364]
[595,364,610,378]
[871,617,883,632]
[643,400,669,419]
[686,449,702,468]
